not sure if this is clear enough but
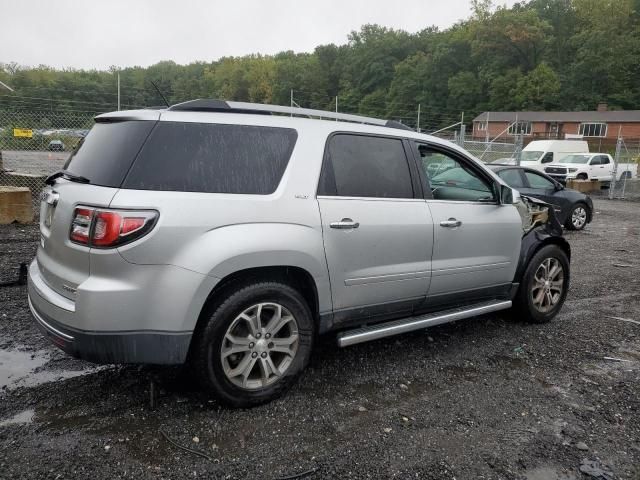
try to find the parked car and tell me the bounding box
[489,164,593,231]
[519,140,590,172]
[543,153,637,183]
[47,140,65,151]
[29,100,571,407]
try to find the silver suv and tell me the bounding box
[28,100,570,407]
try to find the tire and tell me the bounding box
[191,282,314,408]
[565,203,589,231]
[512,244,570,324]
[576,173,588,180]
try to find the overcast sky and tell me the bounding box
[1,0,518,70]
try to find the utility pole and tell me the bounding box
[416,104,421,132]
[335,96,338,113]
[290,89,293,116]
[117,72,121,111]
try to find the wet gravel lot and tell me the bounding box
[1,199,639,480]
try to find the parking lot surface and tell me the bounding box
[0,199,638,479]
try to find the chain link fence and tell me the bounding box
[0,108,94,222]
[1,105,638,225]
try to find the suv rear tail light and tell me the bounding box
[70,207,158,248]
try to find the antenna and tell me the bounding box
[150,81,170,107]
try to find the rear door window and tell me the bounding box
[318,134,414,198]
[124,122,297,194]
[64,121,156,187]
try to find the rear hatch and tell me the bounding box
[37,113,158,300]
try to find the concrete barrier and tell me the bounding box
[0,186,33,224]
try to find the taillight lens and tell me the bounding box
[70,208,93,245]
[70,207,158,248]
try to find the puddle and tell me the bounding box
[0,348,101,390]
[0,409,35,428]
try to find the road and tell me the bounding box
[0,199,638,479]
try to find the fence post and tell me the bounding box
[609,134,623,200]
[458,123,466,147]
[514,135,523,165]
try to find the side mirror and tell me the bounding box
[554,182,564,191]
[500,184,519,205]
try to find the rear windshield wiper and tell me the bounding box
[45,169,90,186]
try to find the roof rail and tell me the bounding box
[167,99,413,131]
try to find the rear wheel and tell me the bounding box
[191,282,314,407]
[576,173,588,180]
[512,244,569,323]
[565,203,588,230]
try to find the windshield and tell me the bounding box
[520,151,543,162]
[562,154,591,164]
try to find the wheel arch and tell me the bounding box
[188,265,322,358]
[513,228,571,286]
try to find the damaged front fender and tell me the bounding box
[515,195,563,236]
[512,195,570,286]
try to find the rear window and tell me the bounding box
[64,121,156,187]
[123,122,297,194]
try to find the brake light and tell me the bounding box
[70,207,158,248]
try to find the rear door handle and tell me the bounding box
[330,218,360,229]
[440,218,462,228]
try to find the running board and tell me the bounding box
[337,300,512,347]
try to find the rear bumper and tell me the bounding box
[28,259,195,364]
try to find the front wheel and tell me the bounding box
[512,244,570,323]
[565,203,588,230]
[191,282,314,408]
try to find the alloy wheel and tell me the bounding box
[220,303,299,390]
[531,258,564,313]
[571,206,587,229]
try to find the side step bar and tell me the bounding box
[337,300,512,347]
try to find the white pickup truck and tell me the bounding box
[543,153,638,183]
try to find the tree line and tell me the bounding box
[1,0,639,130]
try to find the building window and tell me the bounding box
[508,121,532,135]
[476,121,487,131]
[579,123,607,137]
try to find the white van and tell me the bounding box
[520,140,590,172]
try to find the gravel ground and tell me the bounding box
[0,199,639,480]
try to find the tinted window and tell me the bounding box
[64,121,156,187]
[599,155,610,165]
[541,152,554,163]
[498,169,526,188]
[416,145,495,202]
[319,134,413,198]
[525,171,555,189]
[124,123,297,194]
[589,156,601,165]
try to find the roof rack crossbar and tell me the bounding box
[167,99,413,131]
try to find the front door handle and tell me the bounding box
[330,218,360,229]
[440,218,462,228]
